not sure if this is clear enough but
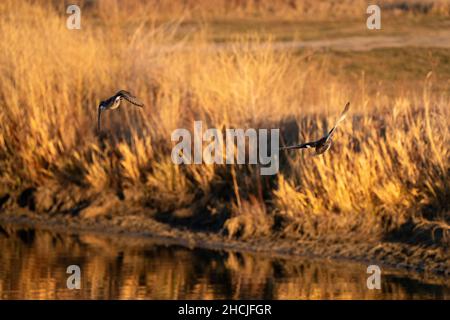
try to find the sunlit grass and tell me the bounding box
[0,1,448,245]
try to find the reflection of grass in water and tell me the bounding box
[0,2,448,255]
[0,226,448,299]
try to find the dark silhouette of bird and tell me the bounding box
[281,102,350,155]
[97,90,144,131]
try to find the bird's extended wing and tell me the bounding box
[280,141,317,150]
[325,102,350,141]
[116,90,144,107]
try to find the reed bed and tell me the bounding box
[0,1,448,246]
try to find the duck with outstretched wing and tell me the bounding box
[280,102,350,155]
[97,90,144,132]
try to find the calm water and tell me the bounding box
[0,223,448,300]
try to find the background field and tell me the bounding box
[0,0,448,274]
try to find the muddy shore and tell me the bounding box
[0,205,448,284]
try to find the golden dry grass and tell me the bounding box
[0,1,448,245]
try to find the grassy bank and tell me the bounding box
[0,1,448,271]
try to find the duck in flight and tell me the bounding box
[280,102,350,155]
[97,90,144,131]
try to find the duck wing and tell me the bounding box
[325,102,350,142]
[116,90,144,107]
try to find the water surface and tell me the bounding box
[0,223,448,299]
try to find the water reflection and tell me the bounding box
[0,223,448,299]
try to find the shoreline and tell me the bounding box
[0,208,448,285]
